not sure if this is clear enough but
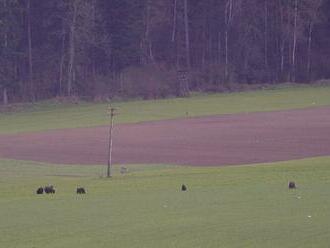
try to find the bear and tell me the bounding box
[288,181,296,189]
[36,187,44,194]
[76,187,86,194]
[44,185,55,194]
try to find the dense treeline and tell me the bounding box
[0,0,329,104]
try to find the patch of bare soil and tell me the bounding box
[0,107,329,166]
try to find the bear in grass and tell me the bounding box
[76,187,86,194]
[288,181,296,189]
[44,185,55,194]
[36,187,44,194]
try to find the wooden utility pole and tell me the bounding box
[107,107,116,178]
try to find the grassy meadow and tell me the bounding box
[1,158,330,248]
[0,83,330,134]
[1,84,330,247]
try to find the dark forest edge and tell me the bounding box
[1,81,329,114]
[1,0,330,105]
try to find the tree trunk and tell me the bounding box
[217,31,221,65]
[2,0,8,105]
[67,0,78,97]
[292,0,298,82]
[201,25,206,69]
[145,0,154,63]
[183,0,191,70]
[4,33,8,47]
[58,23,66,96]
[225,29,228,81]
[91,0,97,93]
[280,41,285,77]
[224,0,233,82]
[172,0,177,42]
[279,1,285,79]
[286,2,292,82]
[27,0,34,101]
[3,87,8,105]
[307,21,313,82]
[264,0,268,69]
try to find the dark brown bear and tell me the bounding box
[288,181,296,189]
[76,187,86,194]
[36,187,44,194]
[44,185,55,194]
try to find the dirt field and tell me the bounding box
[0,107,329,166]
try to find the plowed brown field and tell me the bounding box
[0,107,329,166]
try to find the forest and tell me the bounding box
[0,0,329,104]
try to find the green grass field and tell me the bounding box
[1,84,330,134]
[1,158,330,248]
[1,84,330,247]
